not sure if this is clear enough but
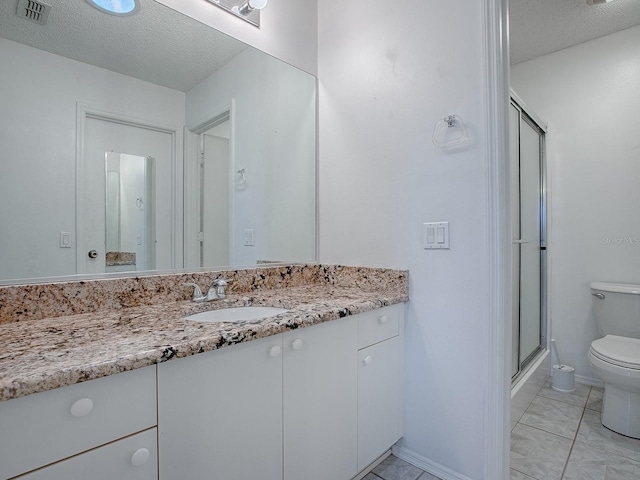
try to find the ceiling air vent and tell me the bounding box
[16,0,51,26]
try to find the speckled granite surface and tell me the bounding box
[0,264,407,324]
[0,265,408,401]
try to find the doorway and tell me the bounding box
[77,107,181,275]
[184,106,234,270]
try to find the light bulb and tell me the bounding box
[236,0,268,16]
[249,0,268,9]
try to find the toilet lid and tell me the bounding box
[591,335,640,369]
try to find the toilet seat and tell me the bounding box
[590,335,640,370]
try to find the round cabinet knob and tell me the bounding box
[363,355,373,366]
[87,249,98,259]
[291,339,303,351]
[70,398,94,418]
[269,345,282,358]
[378,315,388,325]
[130,448,150,467]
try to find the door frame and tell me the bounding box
[184,100,236,268]
[509,92,549,383]
[75,103,184,274]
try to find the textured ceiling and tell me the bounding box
[0,0,248,92]
[509,0,640,65]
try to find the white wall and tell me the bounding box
[186,48,316,267]
[319,0,497,477]
[0,38,185,281]
[156,0,317,76]
[511,26,640,381]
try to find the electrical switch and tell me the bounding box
[422,222,450,249]
[59,232,71,248]
[426,227,435,244]
[243,229,255,246]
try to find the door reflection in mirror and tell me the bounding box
[200,119,231,268]
[105,153,156,273]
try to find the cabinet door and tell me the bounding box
[283,316,358,480]
[358,336,401,471]
[158,335,283,480]
[17,428,157,480]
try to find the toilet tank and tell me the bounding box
[591,282,640,337]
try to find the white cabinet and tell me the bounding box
[16,428,157,480]
[283,316,358,480]
[357,304,404,471]
[157,334,283,480]
[0,366,157,480]
[157,316,359,480]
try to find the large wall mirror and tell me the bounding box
[0,0,316,284]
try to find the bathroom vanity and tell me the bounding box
[0,265,407,480]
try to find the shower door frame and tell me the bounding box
[510,91,548,384]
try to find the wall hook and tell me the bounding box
[235,168,247,190]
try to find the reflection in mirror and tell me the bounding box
[105,153,156,273]
[0,0,316,284]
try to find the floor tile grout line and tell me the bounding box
[516,419,579,442]
[510,465,538,478]
[559,386,591,479]
[572,389,640,465]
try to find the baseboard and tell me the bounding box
[391,445,475,480]
[351,450,391,480]
[575,374,604,388]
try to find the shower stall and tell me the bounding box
[510,93,547,383]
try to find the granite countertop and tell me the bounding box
[0,284,407,402]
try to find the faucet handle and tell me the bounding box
[183,283,204,301]
[212,278,231,298]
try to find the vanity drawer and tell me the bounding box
[16,428,157,480]
[358,304,402,349]
[0,365,157,480]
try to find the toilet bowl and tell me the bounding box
[589,282,640,438]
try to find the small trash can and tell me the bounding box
[552,364,575,393]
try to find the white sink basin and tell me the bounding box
[185,306,288,323]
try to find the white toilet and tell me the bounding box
[588,282,640,438]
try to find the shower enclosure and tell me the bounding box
[510,93,547,381]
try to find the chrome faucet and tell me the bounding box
[183,278,231,302]
[213,278,229,299]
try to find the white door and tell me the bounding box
[357,336,400,471]
[80,116,174,274]
[283,317,358,480]
[157,335,283,480]
[202,132,230,267]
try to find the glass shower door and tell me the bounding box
[510,97,546,380]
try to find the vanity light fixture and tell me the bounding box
[586,0,616,4]
[205,0,268,28]
[85,0,140,16]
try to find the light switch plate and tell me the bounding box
[422,222,450,249]
[59,231,71,248]
[243,228,255,246]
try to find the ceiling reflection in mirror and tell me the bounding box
[0,0,316,284]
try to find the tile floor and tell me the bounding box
[363,455,442,480]
[511,380,640,479]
